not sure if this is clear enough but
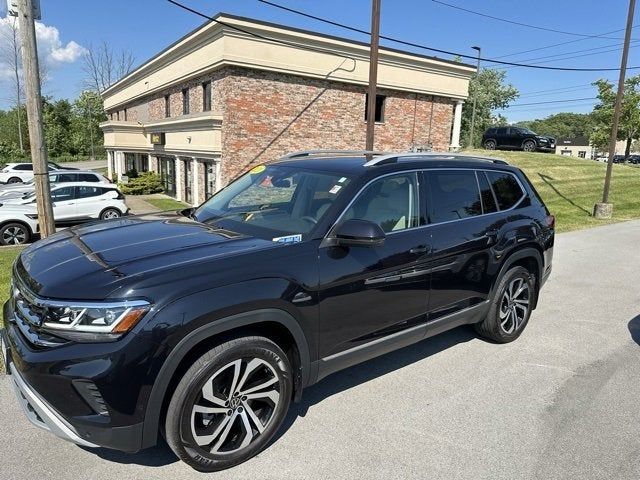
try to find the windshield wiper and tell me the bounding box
[200,207,279,225]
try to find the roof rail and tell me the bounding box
[363,152,509,167]
[281,150,386,159]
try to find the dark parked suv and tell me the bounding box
[1,151,554,472]
[483,126,556,152]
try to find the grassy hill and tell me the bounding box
[465,149,640,232]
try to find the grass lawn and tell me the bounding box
[464,149,640,232]
[0,247,23,373]
[143,197,190,211]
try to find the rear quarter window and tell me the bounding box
[426,170,482,223]
[486,171,524,210]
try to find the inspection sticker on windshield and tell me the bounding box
[249,164,266,174]
[273,234,302,244]
[329,185,342,194]
[338,177,347,183]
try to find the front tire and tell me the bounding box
[165,336,293,472]
[522,140,536,152]
[6,177,22,184]
[475,266,535,343]
[0,222,30,245]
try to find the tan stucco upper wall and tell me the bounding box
[103,15,474,110]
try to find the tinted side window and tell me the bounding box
[14,164,32,171]
[477,171,498,213]
[344,173,420,233]
[486,171,524,210]
[79,173,98,182]
[51,186,75,201]
[496,127,507,136]
[57,173,77,182]
[77,186,102,199]
[427,170,482,223]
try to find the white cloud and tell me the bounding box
[0,15,86,80]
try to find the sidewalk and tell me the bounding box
[124,195,161,215]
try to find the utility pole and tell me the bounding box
[468,45,481,148]
[14,0,55,236]
[10,17,24,153]
[365,0,381,154]
[595,0,636,219]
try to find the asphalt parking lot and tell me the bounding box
[1,219,639,480]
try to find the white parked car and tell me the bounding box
[0,170,110,200]
[0,161,77,184]
[0,182,129,245]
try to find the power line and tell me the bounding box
[494,26,638,59]
[431,0,626,40]
[507,97,597,107]
[507,40,640,64]
[518,83,597,96]
[518,86,596,98]
[258,0,640,72]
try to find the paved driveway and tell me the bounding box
[1,220,639,480]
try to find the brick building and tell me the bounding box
[100,13,474,205]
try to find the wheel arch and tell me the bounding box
[0,219,34,242]
[490,246,543,308]
[140,308,310,449]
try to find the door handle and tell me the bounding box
[409,245,428,254]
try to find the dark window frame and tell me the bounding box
[164,94,170,118]
[364,93,387,123]
[202,81,212,112]
[182,88,190,115]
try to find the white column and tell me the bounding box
[450,100,464,151]
[174,156,183,201]
[192,157,201,205]
[115,151,125,180]
[107,151,113,180]
[215,159,222,192]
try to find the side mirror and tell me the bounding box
[333,219,385,247]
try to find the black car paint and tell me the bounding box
[483,127,555,152]
[1,157,554,453]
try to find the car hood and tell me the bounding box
[15,211,279,299]
[0,196,31,205]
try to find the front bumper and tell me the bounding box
[4,348,98,448]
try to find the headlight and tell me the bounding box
[40,300,150,338]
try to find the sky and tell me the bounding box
[0,0,637,122]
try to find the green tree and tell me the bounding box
[462,68,519,148]
[516,112,594,139]
[591,75,640,159]
[71,90,106,158]
[43,98,73,157]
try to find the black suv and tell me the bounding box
[1,151,554,472]
[483,126,556,152]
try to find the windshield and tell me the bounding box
[517,127,536,135]
[194,164,352,241]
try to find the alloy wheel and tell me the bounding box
[2,226,27,245]
[102,209,120,219]
[523,142,535,152]
[499,277,530,334]
[189,357,281,455]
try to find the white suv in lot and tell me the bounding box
[0,162,77,184]
[0,182,129,245]
[0,170,111,200]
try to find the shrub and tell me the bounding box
[118,171,164,195]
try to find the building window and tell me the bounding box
[203,81,211,112]
[164,94,170,118]
[124,153,136,173]
[561,150,572,156]
[124,109,127,121]
[364,94,386,123]
[182,88,189,115]
[578,150,586,158]
[204,161,216,199]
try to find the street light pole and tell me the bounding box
[468,45,481,149]
[594,0,636,219]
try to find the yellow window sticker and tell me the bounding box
[250,165,266,174]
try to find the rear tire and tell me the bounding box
[0,222,30,245]
[165,336,293,472]
[483,139,497,150]
[99,208,121,220]
[475,266,535,343]
[6,177,22,184]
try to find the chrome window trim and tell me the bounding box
[325,167,527,240]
